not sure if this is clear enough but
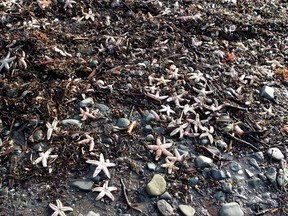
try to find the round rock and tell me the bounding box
[219,202,244,216]
[179,204,196,216]
[146,174,166,196]
[116,118,130,128]
[267,147,284,161]
[157,199,174,216]
[230,162,242,172]
[195,155,213,169]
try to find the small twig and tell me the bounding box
[255,208,276,215]
[226,133,260,151]
[120,178,143,213]
[127,121,137,135]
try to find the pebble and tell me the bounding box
[160,191,172,200]
[233,175,245,186]
[214,191,226,202]
[218,202,244,216]
[195,155,213,169]
[178,205,196,216]
[265,167,277,187]
[222,182,232,193]
[116,118,130,128]
[248,177,261,188]
[146,113,155,122]
[210,169,226,180]
[216,140,228,150]
[267,147,284,161]
[154,127,165,135]
[189,176,199,186]
[61,119,82,127]
[95,103,110,114]
[80,97,94,107]
[245,169,254,178]
[199,138,209,145]
[144,125,153,132]
[230,162,242,172]
[260,85,274,100]
[248,158,260,170]
[146,174,166,196]
[71,179,94,190]
[157,199,174,216]
[147,162,156,171]
[86,211,100,216]
[146,134,155,141]
[251,151,264,161]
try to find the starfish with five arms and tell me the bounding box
[92,181,117,201]
[147,137,173,160]
[49,199,73,216]
[33,148,58,167]
[79,107,97,121]
[0,52,16,72]
[86,153,116,178]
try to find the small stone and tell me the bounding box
[157,199,174,216]
[251,151,264,161]
[154,127,165,135]
[265,167,277,187]
[195,155,213,169]
[199,138,209,145]
[146,113,155,122]
[146,134,155,141]
[222,182,232,193]
[248,177,261,188]
[147,162,156,171]
[189,177,199,186]
[160,191,172,200]
[216,140,228,150]
[146,174,167,196]
[245,169,254,178]
[80,97,94,107]
[267,147,284,161]
[179,205,195,216]
[233,175,245,186]
[95,103,110,114]
[219,202,244,216]
[211,169,226,180]
[103,138,113,145]
[89,59,98,67]
[248,158,260,170]
[86,211,100,216]
[230,162,242,172]
[144,125,153,132]
[116,118,130,128]
[71,179,94,190]
[61,119,82,127]
[214,191,226,202]
[260,85,274,100]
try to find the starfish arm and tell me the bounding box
[108,186,117,191]
[161,143,173,148]
[105,191,115,201]
[93,165,103,177]
[170,128,180,136]
[77,138,91,144]
[89,139,95,151]
[61,206,73,212]
[59,212,66,216]
[49,203,59,211]
[147,145,159,151]
[33,157,43,165]
[46,128,53,140]
[99,153,105,162]
[86,160,100,165]
[96,190,106,200]
[51,211,60,216]
[42,157,48,167]
[102,166,111,178]
[86,113,96,119]
[105,162,116,167]
[161,149,173,157]
[155,148,162,160]
[56,199,62,208]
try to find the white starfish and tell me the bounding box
[77,134,95,151]
[49,199,73,216]
[159,104,175,116]
[33,148,58,167]
[0,52,16,72]
[86,153,116,178]
[92,181,117,201]
[46,118,58,140]
[63,0,76,10]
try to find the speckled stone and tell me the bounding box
[70,179,94,191]
[146,174,166,196]
[116,118,130,128]
[219,202,244,216]
[195,155,213,169]
[179,204,196,216]
[157,199,174,216]
[267,147,284,161]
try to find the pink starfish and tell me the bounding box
[147,137,173,160]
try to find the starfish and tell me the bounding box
[170,122,189,139]
[46,118,58,140]
[159,104,175,117]
[147,137,173,160]
[63,0,76,9]
[0,52,16,72]
[145,89,169,101]
[187,113,205,133]
[193,86,213,97]
[166,91,188,108]
[33,148,58,167]
[79,107,97,121]
[167,149,189,162]
[161,157,179,174]
[199,126,214,144]
[77,134,95,151]
[82,8,96,21]
[187,70,207,85]
[49,199,73,216]
[86,153,116,178]
[92,181,117,201]
[154,75,172,86]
